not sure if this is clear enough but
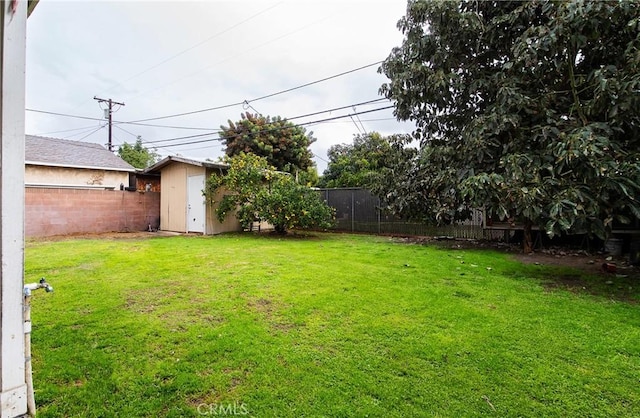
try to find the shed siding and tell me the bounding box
[205,185,242,235]
[160,163,188,232]
[157,162,241,235]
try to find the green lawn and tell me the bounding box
[25,233,639,417]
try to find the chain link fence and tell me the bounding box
[317,188,500,240]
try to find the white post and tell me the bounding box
[0,1,28,417]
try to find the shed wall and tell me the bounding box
[160,163,188,232]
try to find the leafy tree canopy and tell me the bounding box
[117,136,159,169]
[205,153,334,234]
[319,132,412,188]
[380,0,640,251]
[220,112,316,175]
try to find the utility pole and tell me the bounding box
[93,96,124,152]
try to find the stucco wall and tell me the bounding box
[25,188,160,237]
[26,165,130,189]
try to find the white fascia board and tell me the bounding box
[25,161,135,172]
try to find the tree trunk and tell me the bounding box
[523,219,533,253]
[274,224,287,235]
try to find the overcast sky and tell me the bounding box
[25,0,415,173]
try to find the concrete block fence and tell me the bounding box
[25,188,160,237]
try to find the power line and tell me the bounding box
[349,115,364,134]
[27,61,386,130]
[61,124,108,140]
[34,124,104,136]
[311,151,329,164]
[298,106,394,127]
[113,97,386,130]
[113,125,185,156]
[26,108,104,121]
[352,106,368,134]
[247,61,383,105]
[281,98,387,122]
[98,3,282,99]
[75,125,106,142]
[139,98,389,145]
[122,60,384,123]
[129,10,340,104]
[112,120,220,131]
[155,105,394,149]
[141,131,221,145]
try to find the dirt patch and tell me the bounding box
[391,235,640,303]
[28,230,183,242]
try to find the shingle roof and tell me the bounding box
[25,135,135,171]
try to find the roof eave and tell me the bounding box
[26,161,136,173]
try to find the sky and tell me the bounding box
[25,0,415,174]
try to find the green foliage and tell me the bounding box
[220,112,316,175]
[379,0,640,241]
[319,132,411,188]
[117,136,159,169]
[205,153,333,233]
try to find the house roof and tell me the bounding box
[25,135,135,172]
[144,155,228,174]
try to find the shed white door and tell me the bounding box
[187,175,205,233]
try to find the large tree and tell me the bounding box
[117,136,159,169]
[380,0,640,252]
[205,153,334,234]
[319,132,411,188]
[220,112,316,175]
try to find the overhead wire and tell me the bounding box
[34,124,105,136]
[138,98,389,145]
[113,125,183,156]
[60,124,108,140]
[27,62,387,129]
[26,107,220,131]
[128,10,340,104]
[106,3,281,95]
[26,108,104,122]
[349,115,364,134]
[352,106,368,134]
[121,60,383,123]
[75,125,106,142]
[71,2,283,111]
[154,105,394,149]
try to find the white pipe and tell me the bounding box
[23,292,36,416]
[23,279,53,417]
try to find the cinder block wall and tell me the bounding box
[25,188,160,237]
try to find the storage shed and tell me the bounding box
[144,156,240,234]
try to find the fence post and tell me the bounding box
[377,195,381,234]
[351,190,355,232]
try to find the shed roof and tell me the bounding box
[25,135,135,172]
[144,155,228,174]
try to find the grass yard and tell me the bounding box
[25,232,639,417]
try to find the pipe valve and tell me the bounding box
[24,277,53,296]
